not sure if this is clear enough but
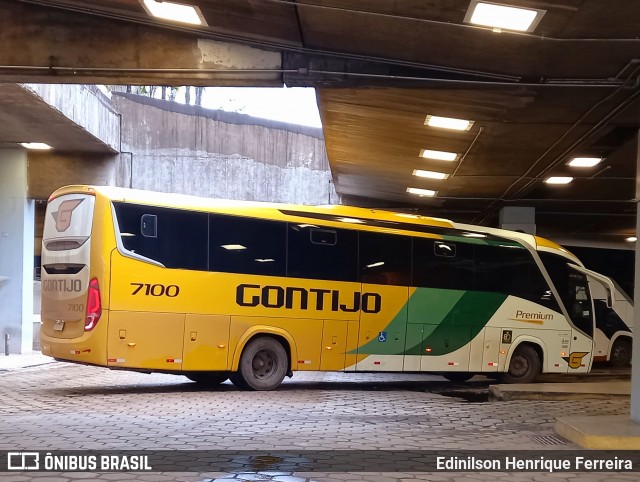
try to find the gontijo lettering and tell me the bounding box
[236,284,382,313]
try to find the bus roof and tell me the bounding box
[51,185,575,258]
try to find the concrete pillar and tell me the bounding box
[0,149,34,354]
[499,206,536,234]
[632,131,640,422]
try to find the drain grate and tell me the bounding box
[531,434,567,445]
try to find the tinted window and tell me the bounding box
[210,214,286,277]
[287,225,357,282]
[539,252,593,335]
[113,202,208,270]
[475,244,559,310]
[360,232,411,286]
[412,238,474,290]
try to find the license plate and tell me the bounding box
[53,320,65,331]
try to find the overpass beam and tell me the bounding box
[0,0,281,86]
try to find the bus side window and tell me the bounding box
[209,214,286,276]
[287,224,357,282]
[359,231,411,286]
[412,238,474,291]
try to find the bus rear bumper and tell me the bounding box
[40,322,108,367]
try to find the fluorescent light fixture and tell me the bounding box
[463,232,487,238]
[413,169,449,180]
[221,244,246,250]
[120,233,136,237]
[141,0,207,25]
[425,115,474,131]
[544,177,573,185]
[567,157,603,168]
[464,1,546,32]
[337,217,364,224]
[626,236,637,242]
[366,261,385,268]
[419,149,459,162]
[20,142,51,150]
[297,224,319,229]
[407,187,437,197]
[255,258,275,263]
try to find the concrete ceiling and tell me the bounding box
[2,0,640,244]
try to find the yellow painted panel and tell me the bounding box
[183,314,230,371]
[320,319,348,370]
[107,311,184,370]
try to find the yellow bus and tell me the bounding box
[41,185,606,390]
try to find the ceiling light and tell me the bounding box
[366,261,385,268]
[407,187,437,197]
[141,0,206,25]
[413,169,449,180]
[255,258,275,263]
[465,1,546,32]
[20,142,52,150]
[626,236,637,242]
[337,217,364,224]
[221,244,246,250]
[419,149,459,162]
[567,157,603,168]
[544,177,573,185]
[425,115,474,131]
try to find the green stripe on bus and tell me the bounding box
[404,289,507,356]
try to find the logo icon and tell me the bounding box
[7,452,39,470]
[52,199,83,232]
[562,352,589,369]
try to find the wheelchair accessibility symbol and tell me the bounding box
[378,331,387,342]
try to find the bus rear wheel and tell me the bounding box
[500,344,541,384]
[186,372,228,386]
[610,338,632,367]
[235,337,288,391]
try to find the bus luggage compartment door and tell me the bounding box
[107,311,185,370]
[183,314,230,371]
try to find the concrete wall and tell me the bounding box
[112,93,339,205]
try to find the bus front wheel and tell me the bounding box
[610,338,632,367]
[500,344,541,384]
[235,337,288,390]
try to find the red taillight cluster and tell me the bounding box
[84,277,102,331]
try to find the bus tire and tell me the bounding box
[610,338,632,367]
[443,373,474,383]
[236,337,288,391]
[186,372,228,386]
[500,344,541,384]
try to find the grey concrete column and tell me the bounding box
[632,132,640,422]
[0,149,34,354]
[499,206,536,234]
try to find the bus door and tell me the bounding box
[569,265,633,363]
[561,265,596,373]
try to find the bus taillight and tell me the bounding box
[85,278,102,331]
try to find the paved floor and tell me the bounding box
[0,360,635,481]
